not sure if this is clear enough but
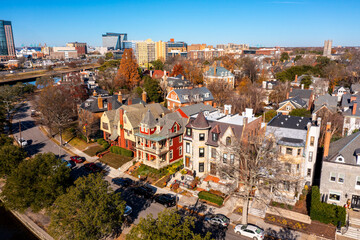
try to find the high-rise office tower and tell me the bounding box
[323,40,332,57]
[0,20,15,59]
[102,33,127,50]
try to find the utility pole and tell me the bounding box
[19,120,22,148]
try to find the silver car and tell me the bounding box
[234,224,264,240]
[17,138,28,147]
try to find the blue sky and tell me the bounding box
[1,0,360,47]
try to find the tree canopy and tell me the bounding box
[1,153,71,212]
[289,108,312,117]
[151,59,164,70]
[280,52,290,62]
[126,209,212,240]
[116,49,141,88]
[0,144,27,177]
[143,76,163,103]
[171,63,184,77]
[49,174,125,240]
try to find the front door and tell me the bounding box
[185,156,190,168]
[351,195,360,209]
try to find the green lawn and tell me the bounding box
[83,145,104,157]
[99,152,132,169]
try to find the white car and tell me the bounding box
[17,138,28,147]
[234,224,264,240]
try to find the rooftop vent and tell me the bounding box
[281,122,284,125]
[299,119,302,122]
[296,123,299,126]
[285,118,288,121]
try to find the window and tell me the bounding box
[226,137,231,146]
[169,150,173,160]
[170,138,173,146]
[230,154,235,164]
[179,135,182,143]
[199,133,205,141]
[336,156,344,163]
[297,149,301,156]
[330,172,336,182]
[186,128,192,136]
[297,164,300,171]
[286,105,292,111]
[179,146,182,156]
[223,153,227,163]
[286,148,293,155]
[199,163,204,172]
[285,163,291,173]
[310,136,315,146]
[102,122,108,130]
[329,192,341,202]
[211,148,216,158]
[199,148,205,158]
[309,151,313,162]
[338,174,344,183]
[356,176,360,189]
[173,125,177,133]
[185,156,190,167]
[212,133,218,142]
[307,168,311,177]
[283,181,290,191]
[186,142,190,153]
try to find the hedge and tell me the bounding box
[97,138,110,149]
[109,146,133,157]
[310,186,346,226]
[198,191,224,206]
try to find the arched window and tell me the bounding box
[226,137,231,146]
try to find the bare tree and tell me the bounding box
[216,135,301,224]
[36,86,76,146]
[206,80,234,107]
[316,109,343,146]
[233,83,265,114]
[98,68,121,95]
[78,109,99,142]
[268,82,290,108]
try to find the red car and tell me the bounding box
[70,156,86,163]
[84,163,103,173]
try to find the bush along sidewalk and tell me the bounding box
[198,191,224,207]
[109,145,133,157]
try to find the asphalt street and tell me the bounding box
[12,101,253,240]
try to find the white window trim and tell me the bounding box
[356,176,360,190]
[328,191,341,202]
[330,172,336,182]
[338,173,345,184]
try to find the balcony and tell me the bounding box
[136,144,169,155]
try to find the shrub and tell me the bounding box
[198,191,224,206]
[310,186,346,226]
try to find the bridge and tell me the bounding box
[0,63,100,85]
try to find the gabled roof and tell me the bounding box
[351,83,360,93]
[313,94,338,113]
[178,103,216,117]
[169,87,214,104]
[166,76,192,88]
[279,96,307,108]
[289,89,313,100]
[327,131,360,165]
[341,94,360,108]
[206,122,243,147]
[187,111,210,129]
[80,95,122,113]
[333,86,350,94]
[205,66,234,77]
[152,70,164,79]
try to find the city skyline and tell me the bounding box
[1,0,360,47]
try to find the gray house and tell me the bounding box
[320,126,360,209]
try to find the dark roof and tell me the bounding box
[124,97,146,105]
[280,96,307,108]
[327,131,360,165]
[267,114,311,130]
[206,122,243,147]
[205,66,234,77]
[170,87,214,104]
[187,111,210,129]
[178,103,216,117]
[278,137,305,147]
[289,89,312,100]
[80,95,122,113]
[167,75,192,89]
[314,94,338,113]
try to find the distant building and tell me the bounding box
[188,48,225,60]
[323,40,332,57]
[332,86,350,102]
[0,20,15,60]
[136,39,155,66]
[102,33,127,50]
[341,94,360,136]
[203,62,235,88]
[66,42,87,55]
[166,39,187,58]
[49,46,78,59]
[155,40,167,61]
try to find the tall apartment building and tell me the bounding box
[0,20,15,60]
[323,40,332,57]
[136,39,155,66]
[102,33,127,50]
[66,42,87,55]
[167,39,187,58]
[155,40,167,61]
[188,44,207,51]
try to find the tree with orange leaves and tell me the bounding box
[171,63,184,77]
[116,49,141,88]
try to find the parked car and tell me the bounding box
[153,194,176,207]
[234,224,264,240]
[70,156,86,163]
[84,163,103,173]
[124,205,132,216]
[112,177,133,188]
[30,110,36,117]
[17,138,28,147]
[204,214,230,228]
[61,159,75,168]
[132,185,156,199]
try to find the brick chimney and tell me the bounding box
[181,75,184,80]
[323,122,332,158]
[350,96,357,102]
[98,95,103,109]
[93,90,97,96]
[118,91,123,103]
[353,101,357,115]
[119,108,124,126]
[142,91,147,103]
[108,102,112,110]
[128,98,132,105]
[295,75,298,83]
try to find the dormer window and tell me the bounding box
[205,93,210,98]
[226,137,231,146]
[183,95,189,100]
[336,155,345,163]
[212,133,218,141]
